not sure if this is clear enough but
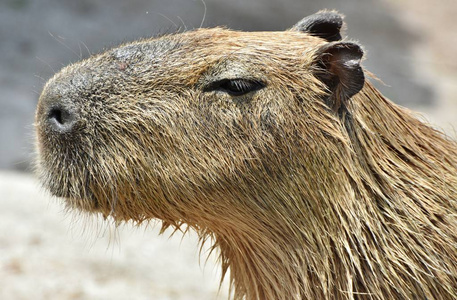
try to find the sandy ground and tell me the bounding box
[0,172,229,300]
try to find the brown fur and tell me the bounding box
[36,14,457,299]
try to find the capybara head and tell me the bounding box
[35,11,362,222]
[36,11,457,300]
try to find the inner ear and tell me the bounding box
[315,42,365,111]
[291,11,344,42]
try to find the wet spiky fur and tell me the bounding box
[36,24,457,299]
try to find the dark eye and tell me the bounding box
[204,79,265,96]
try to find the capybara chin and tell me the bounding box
[35,10,457,300]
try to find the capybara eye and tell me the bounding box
[205,78,265,96]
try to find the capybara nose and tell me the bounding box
[36,74,84,137]
[46,105,77,133]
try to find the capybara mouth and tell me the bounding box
[36,158,105,213]
[43,177,101,211]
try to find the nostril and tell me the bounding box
[49,108,64,124]
[47,106,77,132]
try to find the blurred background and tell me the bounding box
[1,0,456,299]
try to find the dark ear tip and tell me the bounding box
[313,11,345,27]
[291,11,345,42]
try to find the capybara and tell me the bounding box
[35,11,457,300]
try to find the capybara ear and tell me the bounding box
[314,41,365,111]
[291,11,344,42]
